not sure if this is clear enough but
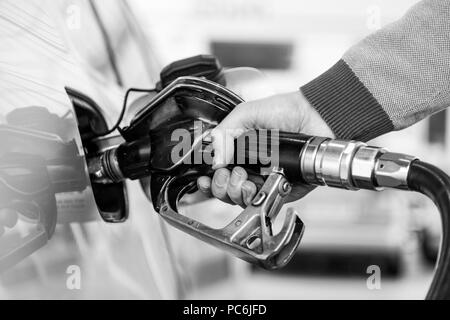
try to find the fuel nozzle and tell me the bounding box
[89,130,417,193]
[84,71,420,271]
[88,137,151,184]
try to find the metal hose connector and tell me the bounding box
[88,147,124,184]
[300,138,417,191]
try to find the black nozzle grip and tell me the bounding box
[232,130,312,183]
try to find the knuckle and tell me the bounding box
[227,184,242,200]
[232,166,246,176]
[242,180,256,193]
[227,191,243,205]
[212,187,227,200]
[212,171,229,198]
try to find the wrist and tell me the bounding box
[293,91,335,139]
[300,60,393,142]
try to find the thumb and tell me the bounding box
[210,103,255,169]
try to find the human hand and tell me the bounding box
[197,91,335,206]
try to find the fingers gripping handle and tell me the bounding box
[157,168,304,269]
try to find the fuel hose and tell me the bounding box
[407,160,450,300]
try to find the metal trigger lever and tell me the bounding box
[156,167,305,270]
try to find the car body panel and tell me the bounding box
[0,0,194,299]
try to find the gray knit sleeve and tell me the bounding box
[301,0,450,142]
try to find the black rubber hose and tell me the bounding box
[407,160,450,300]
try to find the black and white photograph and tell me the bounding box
[0,0,449,305]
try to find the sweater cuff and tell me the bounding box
[300,59,394,142]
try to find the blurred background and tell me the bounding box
[0,0,446,300]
